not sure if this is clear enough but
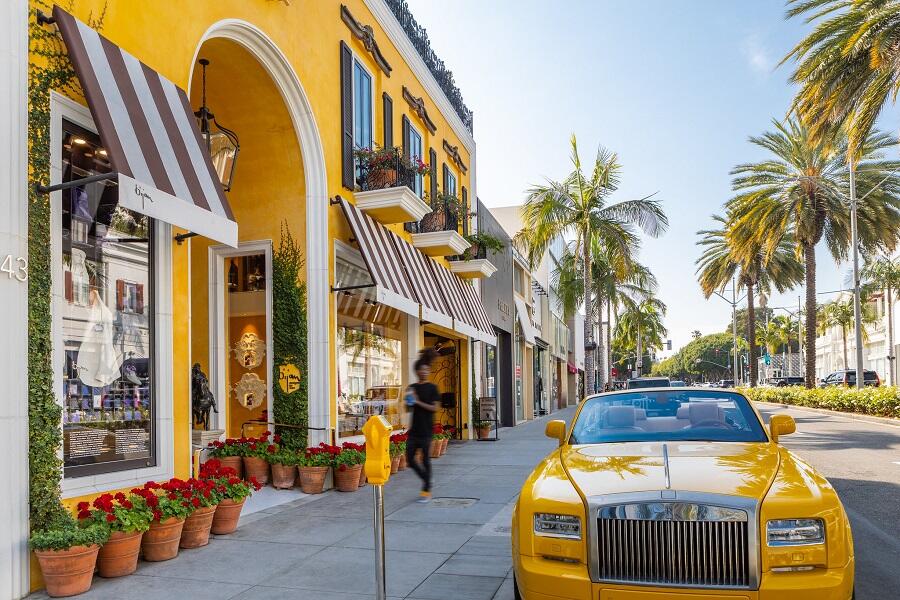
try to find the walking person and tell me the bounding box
[405,349,439,504]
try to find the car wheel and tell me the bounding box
[513,573,522,600]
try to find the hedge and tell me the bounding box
[740,386,900,420]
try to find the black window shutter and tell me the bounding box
[429,147,437,203]
[340,41,354,190]
[382,93,393,148]
[401,115,410,159]
[462,186,468,235]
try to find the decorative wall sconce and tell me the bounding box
[232,332,266,370]
[232,373,266,409]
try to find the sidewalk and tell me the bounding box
[31,409,573,599]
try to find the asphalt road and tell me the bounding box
[755,403,900,599]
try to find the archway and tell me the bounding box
[187,21,329,445]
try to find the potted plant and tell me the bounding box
[394,433,408,470]
[140,478,195,561]
[354,145,401,190]
[388,436,403,474]
[77,491,152,578]
[296,446,333,494]
[268,441,299,490]
[179,477,222,549]
[206,437,244,478]
[242,433,273,485]
[202,460,262,535]
[461,231,505,261]
[430,424,444,458]
[30,517,109,597]
[472,394,492,439]
[421,192,461,232]
[334,442,364,492]
[441,426,456,454]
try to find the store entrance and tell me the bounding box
[424,332,461,437]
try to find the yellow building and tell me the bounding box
[4,1,497,595]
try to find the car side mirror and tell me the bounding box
[545,420,567,446]
[769,414,796,443]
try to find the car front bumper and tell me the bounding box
[514,555,854,600]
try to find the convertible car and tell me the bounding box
[512,388,854,600]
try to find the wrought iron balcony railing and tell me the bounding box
[357,153,422,193]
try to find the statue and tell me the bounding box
[191,363,218,430]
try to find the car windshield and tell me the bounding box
[570,390,768,444]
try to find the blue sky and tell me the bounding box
[406,0,900,353]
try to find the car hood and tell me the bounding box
[561,441,779,499]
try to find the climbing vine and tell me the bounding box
[271,223,309,449]
[27,0,106,532]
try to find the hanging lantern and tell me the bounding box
[194,58,240,192]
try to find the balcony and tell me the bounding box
[354,150,431,224]
[407,196,470,257]
[448,238,498,279]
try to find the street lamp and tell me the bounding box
[712,277,744,386]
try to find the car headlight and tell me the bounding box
[766,519,825,546]
[533,513,581,540]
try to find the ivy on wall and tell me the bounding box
[271,223,309,449]
[27,1,106,532]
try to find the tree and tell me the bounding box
[681,333,746,382]
[861,256,900,384]
[519,135,668,394]
[785,0,900,158]
[614,297,668,376]
[696,215,803,387]
[773,314,802,376]
[729,307,773,341]
[691,330,702,340]
[727,118,900,387]
[818,298,877,370]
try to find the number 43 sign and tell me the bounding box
[1,255,27,282]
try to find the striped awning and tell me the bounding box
[393,239,454,331]
[338,197,419,318]
[52,6,237,247]
[460,280,497,345]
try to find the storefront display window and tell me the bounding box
[60,120,155,477]
[484,344,497,398]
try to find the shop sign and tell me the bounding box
[479,397,496,421]
[278,364,302,394]
[1,255,27,281]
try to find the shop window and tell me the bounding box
[60,119,155,478]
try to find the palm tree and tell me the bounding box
[614,297,668,376]
[696,215,803,387]
[691,330,702,340]
[784,0,900,158]
[818,298,877,370]
[519,134,667,394]
[726,118,900,387]
[756,320,786,381]
[861,256,900,384]
[772,314,801,377]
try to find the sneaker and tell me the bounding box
[415,492,431,504]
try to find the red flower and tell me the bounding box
[228,477,240,485]
[267,444,277,453]
[114,492,126,503]
[167,492,178,500]
[274,434,282,443]
[121,499,133,510]
[248,443,257,451]
[202,489,211,498]
[76,501,89,511]
[147,495,159,508]
[77,510,91,520]
[182,501,190,508]
[106,513,116,523]
[191,497,201,508]
[152,510,162,521]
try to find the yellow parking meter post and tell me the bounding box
[363,415,393,485]
[362,415,392,600]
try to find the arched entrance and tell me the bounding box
[187,21,329,445]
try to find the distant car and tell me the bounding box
[718,379,735,388]
[670,380,686,387]
[819,369,880,388]
[769,376,805,387]
[625,377,670,389]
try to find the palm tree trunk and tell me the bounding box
[747,283,757,387]
[583,236,596,394]
[804,242,817,388]
[596,292,605,393]
[607,300,612,387]
[888,285,895,386]
[842,327,848,370]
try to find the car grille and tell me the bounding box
[597,503,750,588]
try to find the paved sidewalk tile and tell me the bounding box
[408,573,505,600]
[230,587,404,600]
[335,520,481,554]
[456,535,513,556]
[28,575,250,600]
[436,553,512,578]
[226,513,370,546]
[387,501,508,525]
[492,576,517,600]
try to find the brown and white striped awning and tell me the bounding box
[393,239,454,330]
[52,6,237,247]
[458,278,496,345]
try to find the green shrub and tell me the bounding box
[30,520,109,552]
[740,385,900,419]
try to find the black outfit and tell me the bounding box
[407,382,439,492]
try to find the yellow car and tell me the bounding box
[512,388,854,600]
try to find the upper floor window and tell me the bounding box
[446,169,457,199]
[353,60,373,151]
[408,126,424,197]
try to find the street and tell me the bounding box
[755,403,900,599]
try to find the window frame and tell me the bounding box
[407,122,424,198]
[445,168,457,199]
[51,92,174,496]
[352,57,374,152]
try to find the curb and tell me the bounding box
[753,401,900,429]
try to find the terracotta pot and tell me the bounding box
[430,439,442,458]
[243,456,270,485]
[142,517,184,562]
[334,464,362,492]
[477,424,491,439]
[367,168,397,190]
[180,505,216,549]
[358,465,367,487]
[271,463,297,490]
[441,437,449,454]
[297,466,328,494]
[390,455,400,474]
[398,453,408,470]
[97,530,142,578]
[211,498,245,535]
[218,456,243,478]
[34,544,100,597]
